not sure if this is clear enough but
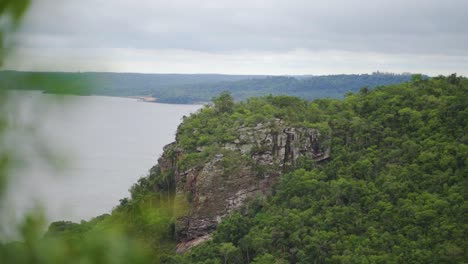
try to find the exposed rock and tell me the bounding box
[155,119,330,253]
[225,119,330,167]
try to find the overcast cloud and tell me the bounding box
[5,0,468,75]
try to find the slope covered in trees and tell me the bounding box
[173,74,467,263]
[0,71,413,103]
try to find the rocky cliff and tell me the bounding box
[155,118,330,252]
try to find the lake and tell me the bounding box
[0,91,201,237]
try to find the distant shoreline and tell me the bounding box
[125,95,208,105]
[126,96,157,102]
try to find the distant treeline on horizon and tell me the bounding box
[0,71,418,104]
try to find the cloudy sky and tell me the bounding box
[5,0,468,75]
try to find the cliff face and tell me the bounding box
[156,119,330,252]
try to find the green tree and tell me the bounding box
[213,91,235,113]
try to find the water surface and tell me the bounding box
[1,91,200,235]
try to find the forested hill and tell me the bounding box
[172,74,467,262]
[0,71,414,103]
[26,74,467,263]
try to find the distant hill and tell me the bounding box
[162,73,415,103]
[0,71,415,103]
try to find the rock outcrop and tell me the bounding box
[156,119,330,252]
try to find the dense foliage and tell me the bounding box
[176,75,467,263]
[0,71,414,103]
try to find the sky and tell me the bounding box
[4,0,468,76]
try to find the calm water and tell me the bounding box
[1,91,200,236]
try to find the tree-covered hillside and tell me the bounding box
[0,71,414,103]
[174,74,467,263]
